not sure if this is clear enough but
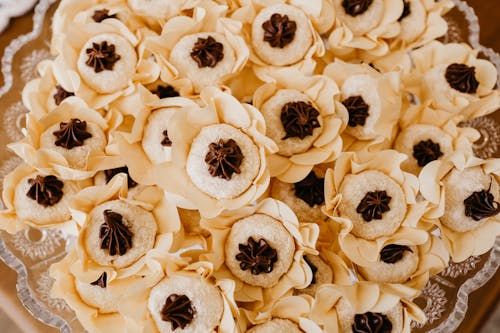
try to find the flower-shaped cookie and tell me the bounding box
[230,0,331,78]
[394,109,480,174]
[0,164,91,234]
[200,198,319,309]
[253,69,348,182]
[136,87,277,218]
[144,0,249,94]
[8,99,124,180]
[311,281,426,333]
[390,0,453,50]
[323,60,402,149]
[407,41,500,114]
[420,153,500,262]
[323,150,427,258]
[327,0,403,60]
[241,294,321,332]
[52,9,159,108]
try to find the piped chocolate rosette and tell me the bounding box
[8,99,124,180]
[252,68,348,183]
[200,198,319,309]
[143,0,249,94]
[419,152,500,262]
[406,41,500,116]
[230,0,332,79]
[311,281,426,333]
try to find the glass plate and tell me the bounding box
[0,0,499,332]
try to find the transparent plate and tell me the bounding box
[0,0,498,332]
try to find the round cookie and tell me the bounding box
[75,273,120,313]
[247,318,303,333]
[295,254,333,297]
[333,0,385,36]
[261,89,323,156]
[39,119,107,169]
[186,124,260,200]
[357,245,419,284]
[148,275,224,333]
[338,170,407,240]
[142,107,176,164]
[14,173,75,226]
[170,32,236,92]
[341,74,382,140]
[77,33,137,94]
[225,213,295,288]
[393,124,453,174]
[441,166,500,232]
[398,0,426,42]
[270,170,327,224]
[336,298,404,333]
[83,200,157,268]
[252,4,313,66]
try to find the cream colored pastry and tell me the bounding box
[142,107,176,164]
[296,254,333,297]
[247,318,303,333]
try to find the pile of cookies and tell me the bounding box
[1,0,499,332]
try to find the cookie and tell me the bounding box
[142,107,177,164]
[295,254,333,297]
[75,272,120,313]
[247,318,303,333]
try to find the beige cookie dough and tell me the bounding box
[142,107,176,164]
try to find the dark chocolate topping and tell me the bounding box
[104,166,138,188]
[26,175,64,207]
[353,312,393,333]
[153,85,180,99]
[342,0,374,17]
[90,272,108,288]
[236,237,278,275]
[294,171,325,207]
[161,130,172,147]
[99,210,133,256]
[190,36,224,68]
[160,294,195,330]
[53,85,74,106]
[342,95,370,127]
[262,13,297,48]
[380,244,413,264]
[85,41,121,73]
[445,63,479,94]
[356,190,392,222]
[303,256,318,284]
[412,139,443,167]
[53,118,92,149]
[205,139,244,180]
[398,0,411,21]
[464,183,500,221]
[281,101,321,140]
[92,9,117,23]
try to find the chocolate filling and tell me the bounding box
[464,182,500,221]
[380,244,413,264]
[85,41,121,73]
[190,36,224,68]
[342,95,370,127]
[104,166,138,188]
[262,13,297,48]
[26,175,64,207]
[353,312,393,333]
[342,0,374,17]
[294,171,325,207]
[53,118,92,149]
[356,190,392,222]
[412,139,443,167]
[92,9,117,23]
[90,272,107,288]
[99,210,133,256]
[205,139,244,180]
[281,101,321,140]
[153,85,180,99]
[53,85,74,106]
[236,237,278,275]
[161,294,195,330]
[445,63,479,94]
[398,0,411,21]
[161,130,172,147]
